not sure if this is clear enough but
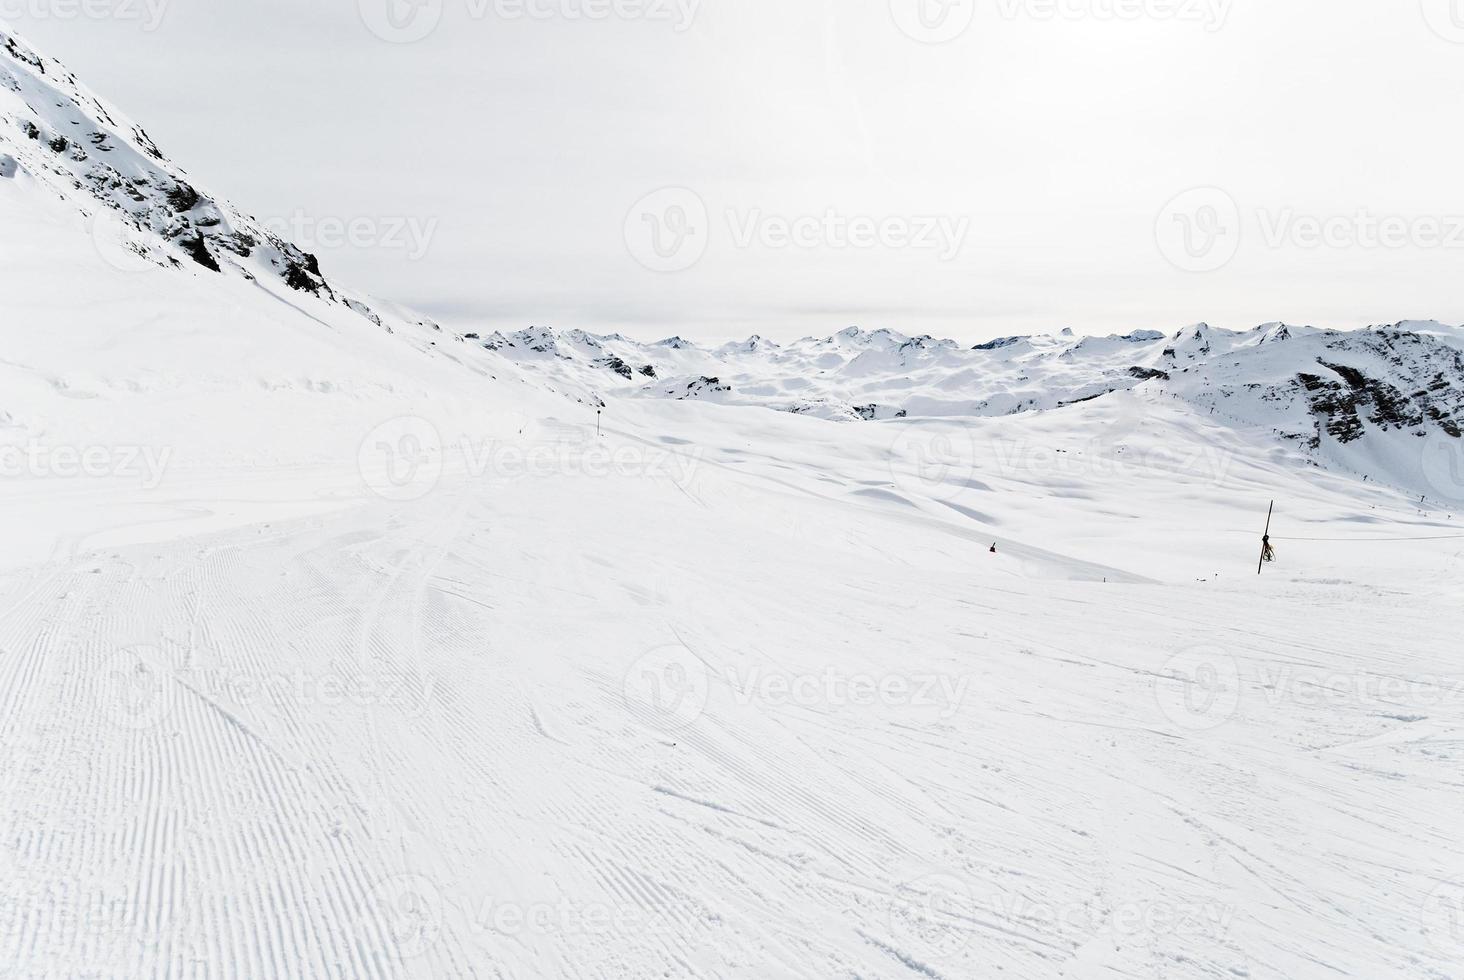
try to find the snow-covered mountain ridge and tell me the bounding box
[472,320,1464,450]
[5,20,1464,980]
[5,17,1459,488]
[0,22,439,340]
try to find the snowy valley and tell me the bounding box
[3,19,1464,980]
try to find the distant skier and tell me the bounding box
[1260,534,1275,564]
[990,543,998,554]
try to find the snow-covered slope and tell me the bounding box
[8,14,1458,508]
[3,21,1464,980]
[477,320,1464,503]
[0,23,441,339]
[0,21,558,569]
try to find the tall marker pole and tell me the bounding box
[1257,501,1274,576]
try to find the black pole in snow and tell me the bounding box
[1258,501,1274,576]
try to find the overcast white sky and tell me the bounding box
[8,0,1464,342]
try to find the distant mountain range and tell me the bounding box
[5,19,1461,500]
[465,321,1464,455]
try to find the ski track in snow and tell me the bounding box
[4,20,1464,976]
[2,412,1462,979]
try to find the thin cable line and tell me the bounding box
[1271,533,1464,542]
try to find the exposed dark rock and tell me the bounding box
[215,231,256,257]
[345,299,383,327]
[677,377,731,399]
[179,233,220,273]
[131,126,165,161]
[595,356,634,380]
[282,258,321,294]
[165,181,201,213]
[1059,390,1113,407]
[1290,349,1461,448]
[3,34,44,73]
